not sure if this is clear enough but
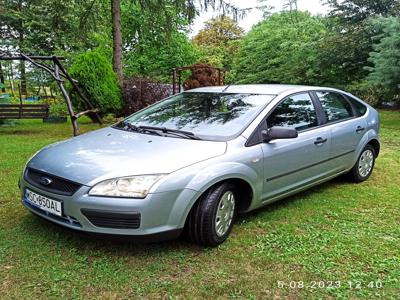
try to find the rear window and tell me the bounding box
[316,92,353,123]
[346,96,367,116]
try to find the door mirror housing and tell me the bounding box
[262,126,298,143]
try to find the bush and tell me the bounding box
[346,82,385,107]
[68,51,122,116]
[123,77,172,116]
[49,100,68,117]
[183,63,222,90]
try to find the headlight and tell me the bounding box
[88,175,165,198]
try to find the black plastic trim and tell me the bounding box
[81,209,141,229]
[309,91,327,124]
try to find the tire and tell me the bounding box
[186,182,237,247]
[348,144,376,183]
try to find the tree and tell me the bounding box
[0,0,108,55]
[366,17,400,101]
[193,16,243,47]
[0,0,109,92]
[124,31,200,82]
[111,0,197,87]
[193,16,244,70]
[326,0,400,23]
[233,11,326,85]
[320,0,400,87]
[110,0,256,86]
[0,0,31,93]
[112,0,123,85]
[120,0,199,82]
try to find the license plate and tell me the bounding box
[25,189,62,216]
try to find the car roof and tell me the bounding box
[185,84,314,95]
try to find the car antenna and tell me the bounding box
[222,84,232,92]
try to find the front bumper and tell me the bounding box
[20,177,198,239]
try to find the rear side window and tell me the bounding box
[267,93,318,131]
[317,92,353,123]
[346,96,367,116]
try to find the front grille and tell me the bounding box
[24,168,82,196]
[81,209,141,229]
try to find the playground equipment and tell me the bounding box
[0,53,102,136]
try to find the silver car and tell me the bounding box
[20,85,380,246]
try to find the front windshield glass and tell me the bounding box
[121,92,275,141]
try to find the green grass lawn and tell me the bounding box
[0,112,399,299]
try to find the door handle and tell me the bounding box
[314,137,327,145]
[356,126,365,133]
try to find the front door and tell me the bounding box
[261,93,331,202]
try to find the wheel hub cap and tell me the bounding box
[215,191,235,237]
[358,149,374,177]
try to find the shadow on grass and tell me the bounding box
[19,212,200,256]
[1,129,40,135]
[18,175,351,256]
[238,175,350,223]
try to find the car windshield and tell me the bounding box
[120,92,275,141]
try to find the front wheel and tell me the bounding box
[348,144,376,183]
[186,182,237,247]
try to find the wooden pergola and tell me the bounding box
[0,53,101,136]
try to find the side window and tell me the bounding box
[346,96,367,116]
[317,92,354,123]
[267,93,318,131]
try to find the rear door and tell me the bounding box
[314,91,367,172]
[259,92,332,201]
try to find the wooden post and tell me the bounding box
[18,84,22,118]
[54,63,78,136]
[0,61,5,93]
[178,72,181,93]
[172,69,176,94]
[9,62,15,96]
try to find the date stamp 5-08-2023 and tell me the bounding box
[277,280,383,290]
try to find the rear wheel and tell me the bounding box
[348,144,376,183]
[186,182,236,247]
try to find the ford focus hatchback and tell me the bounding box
[20,85,380,246]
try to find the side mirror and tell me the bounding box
[262,126,298,143]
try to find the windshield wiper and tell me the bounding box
[115,122,201,140]
[114,121,162,136]
[138,126,202,140]
[116,120,141,132]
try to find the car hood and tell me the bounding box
[27,127,227,185]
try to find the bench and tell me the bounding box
[0,104,49,119]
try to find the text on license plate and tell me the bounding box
[25,189,62,216]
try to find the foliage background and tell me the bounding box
[233,11,326,85]
[1,0,400,111]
